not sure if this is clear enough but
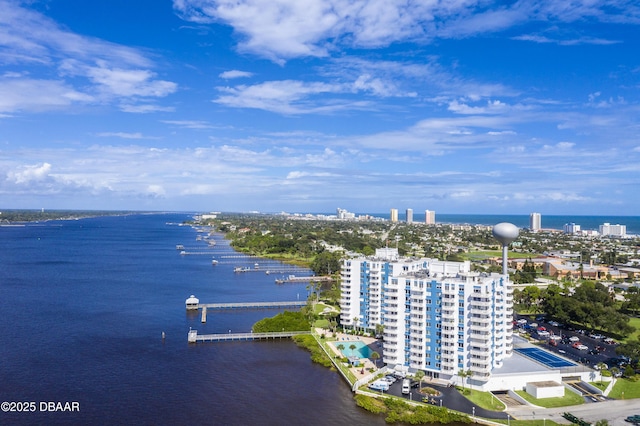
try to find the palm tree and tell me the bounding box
[336,343,345,358]
[414,370,425,392]
[349,343,357,364]
[458,369,472,391]
[370,351,380,368]
[596,362,608,384]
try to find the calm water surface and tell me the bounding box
[0,214,386,425]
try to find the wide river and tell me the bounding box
[0,213,387,425]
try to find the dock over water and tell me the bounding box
[275,276,333,284]
[198,301,307,309]
[186,297,307,323]
[188,329,310,343]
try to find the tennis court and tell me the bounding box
[515,347,576,368]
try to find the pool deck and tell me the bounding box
[317,329,379,375]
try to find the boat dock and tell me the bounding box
[199,301,307,309]
[187,299,308,323]
[188,329,310,343]
[275,276,333,284]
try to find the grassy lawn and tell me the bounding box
[494,420,561,426]
[589,381,608,391]
[608,378,640,399]
[625,317,640,343]
[314,318,330,328]
[461,388,506,411]
[515,389,584,408]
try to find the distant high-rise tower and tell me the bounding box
[530,212,541,232]
[425,210,436,225]
[406,208,413,223]
[390,208,398,222]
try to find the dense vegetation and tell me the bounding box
[515,281,635,337]
[251,311,311,332]
[291,334,334,369]
[354,394,471,424]
[0,209,137,222]
[545,282,633,335]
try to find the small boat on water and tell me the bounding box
[176,244,184,250]
[212,259,218,265]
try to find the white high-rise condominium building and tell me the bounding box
[390,208,398,222]
[599,223,626,237]
[563,223,581,234]
[406,208,413,224]
[529,212,541,232]
[340,249,513,383]
[425,210,436,225]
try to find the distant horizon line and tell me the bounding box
[2,208,639,218]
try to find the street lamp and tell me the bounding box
[472,407,475,419]
[507,414,510,426]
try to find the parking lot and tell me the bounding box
[514,315,622,370]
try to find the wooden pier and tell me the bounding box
[188,329,310,343]
[194,300,307,323]
[275,276,333,284]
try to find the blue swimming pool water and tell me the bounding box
[336,341,374,358]
[515,347,576,368]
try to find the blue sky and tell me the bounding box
[1,0,639,215]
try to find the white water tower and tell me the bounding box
[492,223,519,275]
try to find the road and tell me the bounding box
[506,398,639,426]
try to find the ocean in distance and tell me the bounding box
[0,214,386,426]
[349,213,640,235]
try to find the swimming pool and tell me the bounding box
[334,341,373,358]
[515,347,576,368]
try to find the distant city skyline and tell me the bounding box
[1,1,640,215]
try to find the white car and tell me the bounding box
[569,336,580,342]
[575,344,588,350]
[369,380,390,391]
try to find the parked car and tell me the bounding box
[569,336,580,342]
[369,380,390,391]
[384,375,397,384]
[548,321,560,327]
[402,379,411,395]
